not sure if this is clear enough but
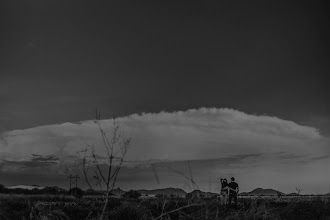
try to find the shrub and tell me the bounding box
[0,184,4,192]
[122,190,142,199]
[68,187,84,198]
[107,202,150,220]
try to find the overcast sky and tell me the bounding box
[0,1,329,193]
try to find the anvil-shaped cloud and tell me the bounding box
[0,108,329,193]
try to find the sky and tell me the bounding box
[0,1,329,194]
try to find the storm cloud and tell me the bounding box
[0,108,329,193]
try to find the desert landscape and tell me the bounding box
[1,0,329,219]
[1,184,330,219]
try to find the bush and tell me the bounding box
[107,202,150,220]
[122,190,141,199]
[0,184,4,192]
[84,188,103,196]
[68,187,84,198]
[0,198,30,219]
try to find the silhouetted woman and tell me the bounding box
[220,178,229,205]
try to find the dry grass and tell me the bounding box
[0,194,329,220]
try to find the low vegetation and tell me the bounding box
[0,192,329,220]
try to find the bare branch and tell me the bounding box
[91,148,108,185]
[80,111,131,220]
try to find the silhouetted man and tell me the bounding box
[228,177,239,206]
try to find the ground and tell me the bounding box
[0,194,329,220]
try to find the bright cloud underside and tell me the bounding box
[0,108,329,193]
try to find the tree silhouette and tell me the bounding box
[81,109,131,220]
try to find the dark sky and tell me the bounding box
[1,0,329,133]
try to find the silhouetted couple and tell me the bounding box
[220,177,239,207]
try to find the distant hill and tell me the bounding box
[286,193,300,196]
[186,189,218,198]
[239,188,284,196]
[137,188,186,197]
[93,188,126,196]
[111,188,126,196]
[7,185,45,190]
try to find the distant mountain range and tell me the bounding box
[137,188,187,197]
[186,189,218,198]
[7,185,45,190]
[239,188,284,196]
[110,188,126,196]
[89,187,187,197]
[6,185,67,192]
[286,193,300,196]
[6,185,327,196]
[3,185,284,196]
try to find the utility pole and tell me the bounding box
[68,174,80,190]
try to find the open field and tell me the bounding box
[1,194,330,220]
